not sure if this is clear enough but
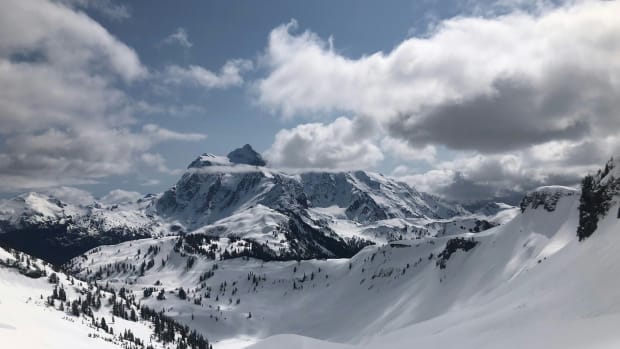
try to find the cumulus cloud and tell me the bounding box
[380,138,436,163]
[0,124,205,190]
[264,117,384,170]
[140,152,185,175]
[163,27,193,48]
[395,139,615,201]
[259,3,620,152]
[0,0,145,81]
[164,59,253,89]
[42,186,96,206]
[258,2,620,199]
[0,0,205,192]
[388,77,594,153]
[100,189,143,205]
[141,124,206,142]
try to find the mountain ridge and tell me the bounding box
[2,155,620,349]
[0,145,505,264]
[64,175,620,349]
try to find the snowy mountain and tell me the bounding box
[0,145,496,264]
[0,191,160,264]
[158,145,468,226]
[3,155,620,349]
[154,145,498,260]
[64,166,620,349]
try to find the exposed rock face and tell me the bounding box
[520,186,579,213]
[153,147,475,260]
[577,158,620,240]
[227,144,267,166]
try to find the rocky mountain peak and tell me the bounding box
[227,144,266,166]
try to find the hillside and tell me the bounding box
[0,245,211,349]
[2,158,620,349]
[64,159,620,348]
[249,184,620,349]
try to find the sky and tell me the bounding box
[1,0,619,202]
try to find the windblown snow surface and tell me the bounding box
[66,184,620,349]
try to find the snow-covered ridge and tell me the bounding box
[0,191,161,264]
[519,185,579,213]
[65,170,620,349]
[153,145,492,260]
[188,153,234,168]
[0,145,508,264]
[188,144,267,168]
[6,153,620,349]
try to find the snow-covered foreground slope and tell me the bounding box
[0,247,164,349]
[66,178,620,349]
[0,269,119,349]
[0,245,216,349]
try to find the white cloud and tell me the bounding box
[257,2,620,152]
[258,2,620,199]
[394,138,616,201]
[0,124,204,188]
[398,169,458,195]
[163,27,193,48]
[390,165,412,177]
[380,138,436,163]
[42,186,96,206]
[140,152,184,175]
[0,0,146,81]
[141,124,206,142]
[100,189,143,205]
[164,59,253,89]
[264,117,384,170]
[0,0,205,192]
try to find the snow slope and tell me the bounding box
[65,179,620,349]
[249,185,620,349]
[4,155,620,349]
[0,246,168,349]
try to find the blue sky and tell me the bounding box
[1,0,619,201]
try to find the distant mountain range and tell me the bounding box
[2,151,620,349]
[0,145,510,264]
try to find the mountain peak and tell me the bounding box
[186,145,266,169]
[227,144,266,166]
